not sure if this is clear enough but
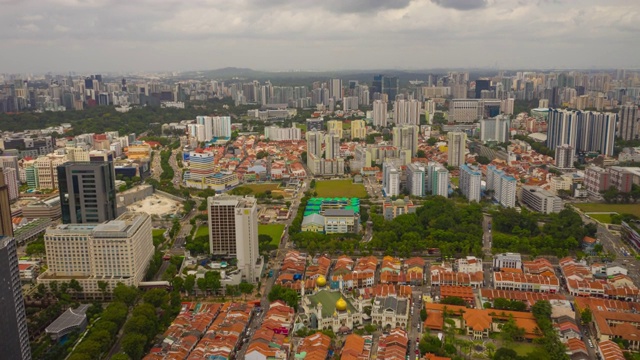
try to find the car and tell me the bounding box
[416,337,420,343]
[415,349,419,355]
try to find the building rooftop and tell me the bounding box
[45,304,90,335]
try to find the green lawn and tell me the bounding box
[574,203,640,218]
[152,229,166,237]
[194,226,209,238]
[342,122,351,130]
[259,224,285,246]
[243,183,280,195]
[295,123,307,132]
[510,342,541,356]
[315,180,367,198]
[586,213,615,224]
[451,176,459,186]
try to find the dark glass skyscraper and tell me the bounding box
[58,162,117,224]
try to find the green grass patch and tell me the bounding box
[574,203,640,218]
[194,226,209,238]
[510,342,541,356]
[586,213,615,224]
[152,229,166,237]
[315,180,367,198]
[451,176,459,186]
[342,122,351,130]
[259,224,285,246]
[243,183,280,195]
[295,123,307,132]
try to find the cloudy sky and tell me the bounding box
[1,0,639,73]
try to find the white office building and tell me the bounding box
[459,164,482,202]
[383,161,400,197]
[520,186,564,214]
[264,125,302,141]
[480,115,510,143]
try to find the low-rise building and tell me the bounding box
[324,209,359,234]
[520,185,564,214]
[493,272,560,293]
[371,296,410,330]
[493,253,522,270]
[45,304,90,342]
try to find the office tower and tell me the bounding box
[449,99,481,123]
[327,120,343,138]
[207,196,260,283]
[539,99,549,108]
[38,213,153,297]
[373,100,388,127]
[619,103,639,141]
[475,79,491,99]
[393,125,419,156]
[447,132,467,167]
[0,236,31,360]
[187,150,216,181]
[330,79,342,100]
[58,162,117,224]
[405,163,426,196]
[480,115,510,143]
[351,120,366,140]
[372,75,384,97]
[555,145,575,170]
[2,168,18,201]
[306,131,323,158]
[547,109,617,156]
[384,76,399,100]
[382,161,400,197]
[324,133,341,160]
[487,166,516,208]
[429,164,449,197]
[306,118,324,131]
[393,99,421,125]
[500,98,515,115]
[459,164,482,202]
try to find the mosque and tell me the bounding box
[297,275,364,333]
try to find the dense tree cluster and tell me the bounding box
[512,134,554,157]
[491,207,596,257]
[67,301,129,360]
[268,285,299,308]
[530,300,571,360]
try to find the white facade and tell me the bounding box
[264,126,302,141]
[393,125,419,157]
[3,168,19,201]
[459,164,481,202]
[324,133,341,160]
[405,163,426,196]
[487,166,516,208]
[393,99,421,126]
[520,186,564,214]
[480,115,510,143]
[447,132,467,167]
[427,162,449,197]
[555,145,575,169]
[493,253,522,270]
[450,99,481,123]
[383,161,400,197]
[373,100,388,127]
[196,115,232,140]
[306,131,323,158]
[456,256,483,274]
[188,123,207,142]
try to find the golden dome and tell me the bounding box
[336,297,348,312]
[316,275,327,287]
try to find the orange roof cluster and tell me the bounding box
[522,258,554,275]
[380,271,422,285]
[493,272,560,287]
[359,284,412,299]
[143,302,222,360]
[296,332,331,360]
[405,257,426,269]
[565,338,588,355]
[560,258,593,280]
[431,270,484,287]
[245,301,294,360]
[480,289,566,307]
[187,302,253,359]
[305,255,331,279]
[276,250,307,292]
[593,310,640,344]
[598,340,625,360]
[574,296,640,314]
[340,333,372,360]
[333,255,355,275]
[381,256,402,273]
[441,286,475,301]
[376,328,408,360]
[354,256,378,273]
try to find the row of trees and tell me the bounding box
[491,207,597,257]
[601,184,640,203]
[512,134,555,157]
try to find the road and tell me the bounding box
[482,214,493,257]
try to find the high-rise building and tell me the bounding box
[429,164,449,197]
[330,79,342,101]
[449,99,481,123]
[373,100,388,127]
[547,109,617,156]
[459,164,482,202]
[324,133,341,160]
[2,167,19,201]
[207,196,261,283]
[38,213,153,298]
[0,169,14,236]
[555,145,575,170]
[306,131,323,158]
[196,116,232,140]
[405,163,426,196]
[382,161,400,197]
[0,236,31,360]
[475,79,491,99]
[619,103,639,141]
[351,120,366,140]
[58,162,117,224]
[393,99,421,126]
[393,125,419,156]
[35,154,67,189]
[480,115,510,143]
[487,166,516,208]
[447,132,467,167]
[187,150,216,181]
[327,120,343,138]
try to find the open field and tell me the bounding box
[195,226,209,238]
[152,229,166,237]
[511,342,541,357]
[243,183,281,195]
[574,203,640,218]
[451,177,459,186]
[295,124,307,132]
[259,224,285,246]
[315,180,367,198]
[586,213,615,224]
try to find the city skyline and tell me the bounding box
[1,0,639,73]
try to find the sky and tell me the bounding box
[1,0,639,73]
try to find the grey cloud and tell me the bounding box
[431,0,488,10]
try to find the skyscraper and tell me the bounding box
[373,100,388,127]
[619,103,639,141]
[555,145,575,170]
[58,162,117,224]
[207,196,260,283]
[487,166,516,208]
[0,169,14,236]
[393,99,421,126]
[0,168,31,359]
[306,131,323,158]
[393,125,419,157]
[405,163,426,197]
[547,109,617,156]
[330,79,342,101]
[459,164,482,202]
[447,132,467,167]
[475,79,491,99]
[351,120,367,140]
[480,115,510,143]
